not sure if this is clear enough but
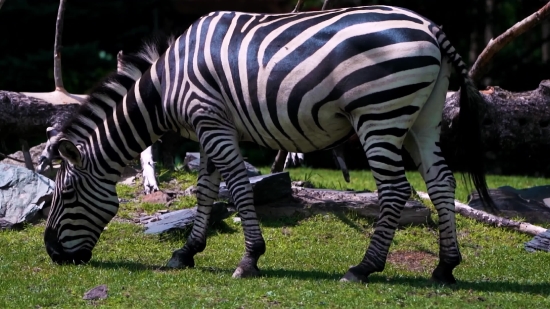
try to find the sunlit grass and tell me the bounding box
[1,167,549,308]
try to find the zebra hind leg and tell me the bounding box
[166,150,221,269]
[404,131,461,284]
[402,55,460,285]
[341,136,412,283]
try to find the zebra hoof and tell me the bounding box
[231,265,261,278]
[166,249,194,269]
[231,257,261,278]
[431,262,458,285]
[340,266,369,283]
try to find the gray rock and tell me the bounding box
[143,202,231,234]
[468,185,550,223]
[218,172,293,205]
[525,229,550,253]
[0,142,58,180]
[83,284,108,300]
[0,163,55,229]
[184,152,261,177]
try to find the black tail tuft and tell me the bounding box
[456,79,497,213]
[429,24,497,213]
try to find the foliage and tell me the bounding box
[1,0,548,94]
[1,168,550,307]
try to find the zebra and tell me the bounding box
[41,5,496,284]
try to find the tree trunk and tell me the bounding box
[4,80,550,176]
[0,90,80,141]
[442,80,550,176]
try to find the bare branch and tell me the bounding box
[469,1,550,83]
[292,0,304,13]
[416,191,547,236]
[270,149,288,174]
[0,152,26,164]
[321,0,333,10]
[54,0,67,90]
[117,50,124,72]
[19,139,34,171]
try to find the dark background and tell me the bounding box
[1,0,549,173]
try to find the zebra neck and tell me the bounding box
[83,70,168,180]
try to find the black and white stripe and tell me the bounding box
[43,5,494,284]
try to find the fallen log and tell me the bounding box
[152,172,432,233]
[142,202,231,234]
[255,187,431,226]
[416,191,547,236]
[441,80,550,175]
[0,90,80,141]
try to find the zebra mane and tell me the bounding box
[54,33,176,145]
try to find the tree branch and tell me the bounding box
[416,191,547,236]
[0,0,6,11]
[54,0,67,90]
[0,151,26,164]
[469,1,550,83]
[291,0,304,13]
[321,0,333,10]
[19,139,34,171]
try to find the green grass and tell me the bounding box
[1,167,550,308]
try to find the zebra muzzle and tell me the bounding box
[44,227,92,265]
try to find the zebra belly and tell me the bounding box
[234,111,353,153]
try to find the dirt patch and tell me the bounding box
[387,250,438,273]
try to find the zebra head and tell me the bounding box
[42,128,119,265]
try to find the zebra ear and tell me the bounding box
[57,139,82,167]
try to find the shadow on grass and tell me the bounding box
[258,214,305,228]
[366,274,550,295]
[152,220,240,243]
[257,210,376,232]
[259,270,550,295]
[88,260,164,271]
[85,259,550,295]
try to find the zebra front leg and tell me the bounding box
[166,150,221,269]
[221,155,265,278]
[140,145,160,194]
[197,125,265,278]
[341,140,411,283]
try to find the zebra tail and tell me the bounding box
[431,25,497,213]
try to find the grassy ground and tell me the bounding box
[1,167,550,308]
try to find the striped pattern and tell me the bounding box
[43,5,493,283]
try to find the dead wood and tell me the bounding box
[321,0,333,10]
[54,0,67,90]
[469,1,550,82]
[255,187,432,226]
[441,80,550,175]
[0,91,80,141]
[291,0,304,13]
[416,191,546,236]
